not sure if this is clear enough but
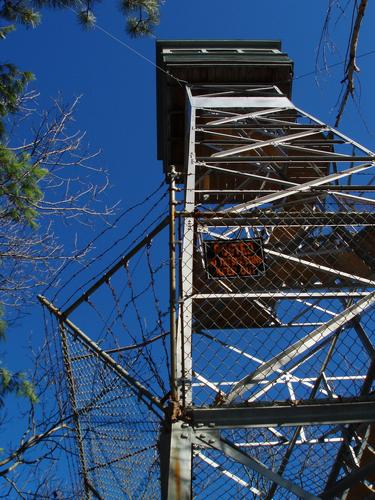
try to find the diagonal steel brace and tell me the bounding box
[38,295,165,416]
[225,290,375,404]
[193,432,320,499]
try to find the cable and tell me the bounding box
[93,23,187,87]
[295,49,375,81]
[69,7,187,87]
[70,5,375,94]
[81,7,375,87]
[94,10,375,87]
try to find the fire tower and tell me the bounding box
[39,40,375,499]
[157,40,375,498]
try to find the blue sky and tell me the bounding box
[5,1,375,203]
[2,0,375,493]
[4,2,375,203]
[4,0,373,336]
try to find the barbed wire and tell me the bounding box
[55,184,168,309]
[45,179,165,298]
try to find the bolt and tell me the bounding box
[198,434,206,439]
[208,439,215,444]
[180,433,189,439]
[208,422,216,428]
[196,423,204,428]
[181,423,189,428]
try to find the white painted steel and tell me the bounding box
[222,162,375,213]
[207,106,292,125]
[226,291,375,403]
[264,248,375,286]
[194,451,263,496]
[211,128,327,158]
[191,96,294,109]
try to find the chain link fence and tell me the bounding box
[42,209,170,498]
[61,322,162,499]
[178,203,375,408]
[175,102,375,496]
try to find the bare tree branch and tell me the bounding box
[335,0,368,126]
[0,422,70,475]
[0,332,80,497]
[0,96,116,311]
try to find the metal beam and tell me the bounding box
[193,211,375,227]
[194,450,262,496]
[323,359,375,490]
[320,458,375,499]
[207,106,290,126]
[211,128,327,158]
[264,248,375,286]
[196,331,332,399]
[266,327,344,499]
[177,94,196,406]
[294,106,375,156]
[191,95,294,109]
[188,400,375,429]
[166,422,192,500]
[193,291,370,299]
[197,162,296,186]
[198,155,374,162]
[38,295,165,415]
[193,434,320,500]
[221,162,375,213]
[169,166,178,403]
[225,291,375,403]
[330,190,375,206]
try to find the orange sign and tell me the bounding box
[205,239,265,278]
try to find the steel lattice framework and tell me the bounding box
[39,42,375,499]
[165,83,375,499]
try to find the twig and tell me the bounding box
[0,422,69,475]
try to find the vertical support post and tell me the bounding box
[169,165,178,404]
[165,86,195,500]
[167,422,193,500]
[177,88,196,407]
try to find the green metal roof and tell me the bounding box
[156,40,292,68]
